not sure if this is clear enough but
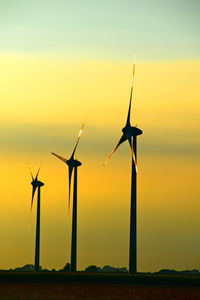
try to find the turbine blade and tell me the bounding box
[35,167,40,180]
[70,123,84,159]
[132,54,136,76]
[127,135,138,173]
[104,134,127,166]
[31,185,37,210]
[68,165,74,211]
[35,159,43,180]
[126,86,133,126]
[28,166,34,180]
[51,152,68,163]
[126,59,136,126]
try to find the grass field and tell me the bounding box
[0,272,199,300]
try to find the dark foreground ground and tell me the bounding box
[0,272,199,300]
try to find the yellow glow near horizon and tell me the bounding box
[0,54,199,129]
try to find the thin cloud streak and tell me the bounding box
[0,122,199,156]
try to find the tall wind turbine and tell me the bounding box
[104,61,142,273]
[30,167,44,272]
[51,124,84,272]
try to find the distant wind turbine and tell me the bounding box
[51,124,84,272]
[30,167,44,272]
[104,60,143,273]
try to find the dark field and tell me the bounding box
[0,273,199,300]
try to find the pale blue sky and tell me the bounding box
[0,0,199,60]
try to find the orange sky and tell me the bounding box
[0,55,199,271]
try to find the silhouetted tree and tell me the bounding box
[62,263,71,272]
[85,265,98,272]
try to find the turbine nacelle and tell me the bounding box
[67,158,82,167]
[122,125,143,137]
[31,180,44,188]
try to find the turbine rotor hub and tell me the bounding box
[67,159,82,167]
[122,125,143,136]
[31,180,44,187]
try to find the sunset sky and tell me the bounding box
[0,0,199,272]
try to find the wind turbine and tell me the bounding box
[104,60,142,273]
[51,124,84,272]
[30,167,44,272]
